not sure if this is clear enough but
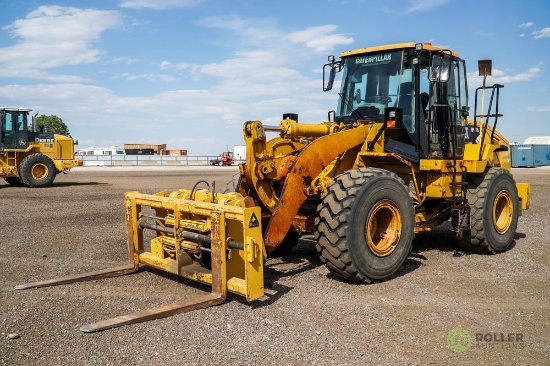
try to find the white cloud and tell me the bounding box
[533,27,550,39]
[160,60,190,71]
[160,61,173,70]
[527,105,550,112]
[197,15,281,48]
[197,16,353,57]
[402,0,451,14]
[119,0,205,10]
[468,64,541,85]
[110,57,139,65]
[0,6,121,81]
[198,16,353,53]
[519,22,534,29]
[113,73,179,82]
[0,13,343,153]
[286,25,354,53]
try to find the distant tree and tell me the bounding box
[35,115,71,136]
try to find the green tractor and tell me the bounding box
[0,108,81,187]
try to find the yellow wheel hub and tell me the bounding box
[366,200,401,257]
[493,190,513,234]
[31,163,49,181]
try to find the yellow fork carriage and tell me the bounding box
[16,188,265,332]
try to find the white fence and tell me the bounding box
[79,155,244,167]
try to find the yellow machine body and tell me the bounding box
[15,42,531,332]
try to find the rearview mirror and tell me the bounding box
[323,57,342,92]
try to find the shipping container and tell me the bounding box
[165,149,188,156]
[125,148,155,155]
[124,144,167,155]
[511,144,550,167]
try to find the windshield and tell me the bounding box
[337,50,414,131]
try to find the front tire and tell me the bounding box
[18,153,57,188]
[460,168,519,254]
[315,168,415,283]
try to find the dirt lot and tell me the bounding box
[1,166,548,365]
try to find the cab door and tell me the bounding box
[15,112,29,149]
[1,110,17,149]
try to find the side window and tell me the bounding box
[5,112,14,131]
[447,60,467,110]
[448,60,467,127]
[17,113,26,131]
[419,65,431,113]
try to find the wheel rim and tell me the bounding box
[31,163,49,181]
[493,190,513,234]
[365,199,401,257]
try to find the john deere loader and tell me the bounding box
[1,108,81,187]
[17,42,530,332]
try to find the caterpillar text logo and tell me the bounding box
[36,138,54,143]
[356,53,392,65]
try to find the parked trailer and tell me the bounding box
[75,146,126,156]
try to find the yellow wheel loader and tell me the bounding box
[0,108,81,187]
[17,43,530,331]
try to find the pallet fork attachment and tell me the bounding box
[15,191,264,333]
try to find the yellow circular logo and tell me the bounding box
[447,328,472,352]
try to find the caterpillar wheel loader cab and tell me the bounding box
[16,43,530,332]
[0,108,81,187]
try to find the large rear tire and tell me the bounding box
[460,167,519,254]
[18,153,57,188]
[315,168,415,283]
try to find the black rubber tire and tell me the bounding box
[18,153,57,188]
[459,167,519,254]
[4,177,24,186]
[315,168,415,283]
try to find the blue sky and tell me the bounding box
[0,0,549,155]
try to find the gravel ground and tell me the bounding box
[1,166,548,365]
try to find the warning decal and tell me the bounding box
[248,212,259,228]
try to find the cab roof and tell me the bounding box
[340,42,460,58]
[0,107,32,112]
